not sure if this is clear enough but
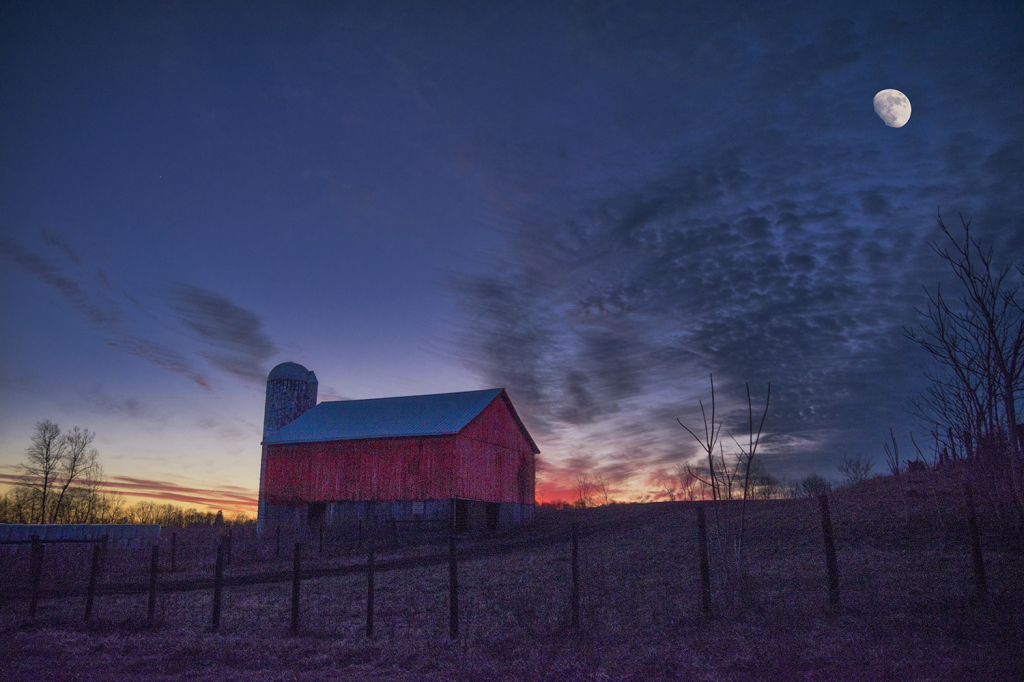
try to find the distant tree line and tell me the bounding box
[0,493,253,527]
[0,419,253,527]
[538,461,837,510]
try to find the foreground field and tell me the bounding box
[2,473,1023,681]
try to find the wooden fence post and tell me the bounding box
[211,540,225,630]
[170,532,177,572]
[571,524,580,630]
[449,536,459,639]
[291,543,302,635]
[818,494,840,608]
[366,542,375,637]
[29,535,43,618]
[147,544,160,625]
[963,482,988,602]
[696,505,712,615]
[84,539,103,621]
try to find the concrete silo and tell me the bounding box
[258,362,318,531]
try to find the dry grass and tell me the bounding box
[1,472,1022,681]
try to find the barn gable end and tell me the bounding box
[453,391,536,504]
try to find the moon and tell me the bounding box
[873,89,911,128]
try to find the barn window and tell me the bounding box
[412,501,425,516]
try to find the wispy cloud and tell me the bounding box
[0,467,257,513]
[167,284,278,383]
[40,228,83,265]
[453,1,1024,489]
[458,151,930,474]
[107,475,257,512]
[0,233,278,390]
[0,234,120,329]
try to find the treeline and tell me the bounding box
[119,501,253,527]
[543,467,835,510]
[0,483,124,525]
[0,492,252,527]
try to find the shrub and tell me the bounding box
[837,454,875,486]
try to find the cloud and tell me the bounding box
[106,475,257,512]
[79,385,158,420]
[446,1,1024,493]
[0,232,279,390]
[0,234,119,329]
[167,284,278,383]
[40,228,83,265]
[0,467,257,513]
[456,131,967,484]
[115,336,211,390]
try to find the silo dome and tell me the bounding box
[268,362,316,383]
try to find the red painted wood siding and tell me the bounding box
[454,394,535,504]
[262,392,537,506]
[264,435,456,505]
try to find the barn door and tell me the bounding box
[307,502,326,526]
[485,502,500,533]
[454,499,469,532]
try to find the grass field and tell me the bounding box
[2,471,1022,681]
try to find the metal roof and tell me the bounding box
[264,388,506,445]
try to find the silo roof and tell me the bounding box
[268,362,317,382]
[264,388,506,445]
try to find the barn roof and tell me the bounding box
[264,388,537,451]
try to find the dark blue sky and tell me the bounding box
[2,0,1022,506]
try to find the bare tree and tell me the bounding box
[660,475,678,501]
[20,420,68,523]
[678,377,771,610]
[72,461,108,523]
[129,500,158,525]
[836,453,875,487]
[728,382,771,563]
[0,489,35,524]
[904,213,1024,526]
[746,460,783,499]
[675,463,701,501]
[16,420,114,524]
[49,427,99,523]
[678,374,724,502]
[798,474,833,498]
[593,473,613,506]
[883,429,902,477]
[573,472,596,509]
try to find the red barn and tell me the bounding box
[257,362,538,532]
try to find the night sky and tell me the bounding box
[2,1,1022,511]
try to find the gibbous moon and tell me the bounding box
[873,89,912,128]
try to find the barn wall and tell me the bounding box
[261,499,533,532]
[454,395,536,504]
[263,435,456,504]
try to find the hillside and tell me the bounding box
[2,471,1022,681]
